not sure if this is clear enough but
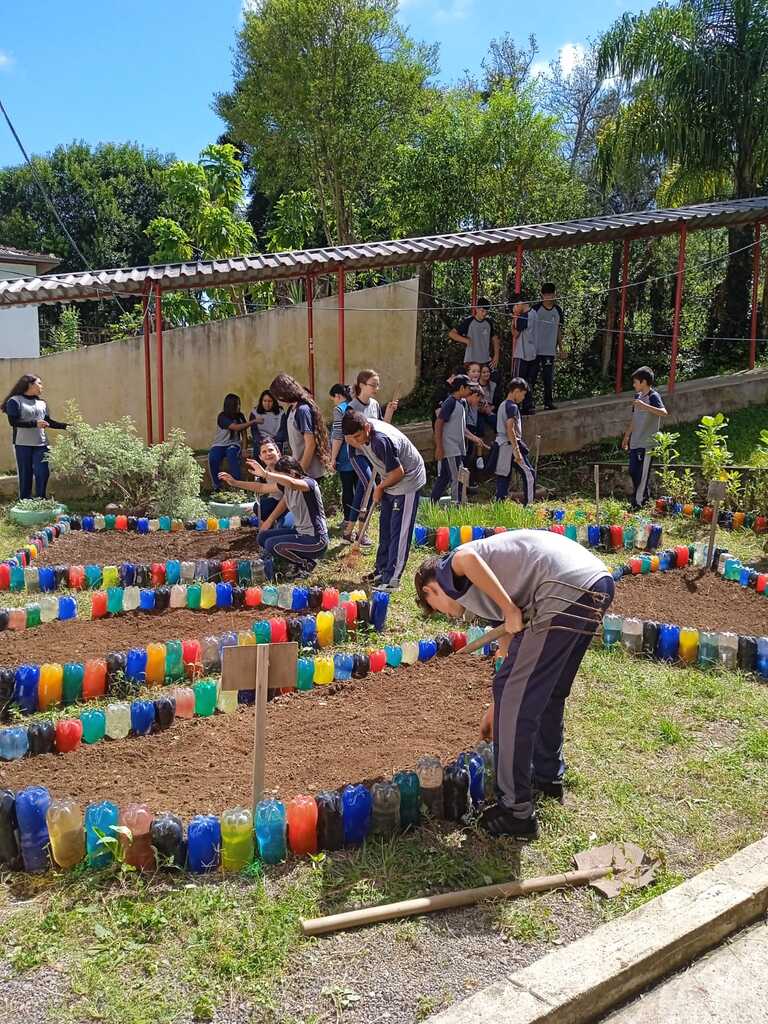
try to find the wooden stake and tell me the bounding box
[253,644,269,810]
[594,463,601,525]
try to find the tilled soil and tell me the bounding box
[0,659,492,816]
[612,569,768,635]
[0,608,304,668]
[32,527,260,567]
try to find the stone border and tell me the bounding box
[428,835,768,1024]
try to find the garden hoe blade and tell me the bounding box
[344,487,377,567]
[572,841,658,898]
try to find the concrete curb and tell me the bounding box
[428,836,768,1024]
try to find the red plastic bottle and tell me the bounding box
[494,526,507,535]
[756,574,767,594]
[344,601,357,629]
[550,524,565,535]
[68,565,85,590]
[755,516,767,535]
[286,795,318,856]
[182,639,202,679]
[0,564,9,590]
[450,631,467,651]
[321,587,339,610]
[655,498,667,515]
[82,659,107,700]
[270,617,287,643]
[55,718,83,753]
[245,586,262,608]
[221,559,237,583]
[91,591,108,618]
[609,525,623,549]
[629,557,642,575]
[675,545,689,568]
[701,506,714,523]
[115,515,128,531]
[435,527,449,552]
[369,650,386,672]
[151,562,166,587]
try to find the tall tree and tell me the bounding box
[597,0,768,339]
[215,0,435,245]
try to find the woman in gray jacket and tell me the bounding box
[2,374,67,499]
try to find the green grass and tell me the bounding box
[1,501,767,1021]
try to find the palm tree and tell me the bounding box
[597,0,768,343]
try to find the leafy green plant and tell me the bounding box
[652,430,683,499]
[208,489,253,504]
[105,308,144,342]
[600,497,626,525]
[696,414,733,482]
[48,305,81,352]
[47,402,204,517]
[6,497,62,516]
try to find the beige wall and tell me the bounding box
[0,279,419,471]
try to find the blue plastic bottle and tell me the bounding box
[587,525,600,547]
[457,752,485,807]
[757,637,768,679]
[137,517,149,534]
[38,566,55,592]
[333,653,353,681]
[291,586,309,611]
[13,664,40,714]
[85,801,119,867]
[126,648,148,684]
[255,798,287,863]
[301,616,317,648]
[85,564,101,589]
[448,525,461,549]
[0,727,29,760]
[187,815,222,873]
[385,645,403,668]
[656,623,680,661]
[139,589,156,612]
[15,786,51,873]
[342,784,372,845]
[414,525,428,545]
[82,515,95,532]
[418,639,437,662]
[166,560,181,585]
[57,595,77,620]
[602,614,623,648]
[216,582,233,608]
[371,591,389,633]
[130,700,155,736]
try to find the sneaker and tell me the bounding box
[378,580,400,593]
[532,780,564,804]
[478,803,540,841]
[362,571,383,583]
[544,403,557,411]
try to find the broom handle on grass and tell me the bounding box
[300,866,609,936]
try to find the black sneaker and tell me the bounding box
[532,780,564,804]
[478,803,540,841]
[362,570,382,583]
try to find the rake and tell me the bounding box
[344,477,377,566]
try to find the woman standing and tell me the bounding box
[249,390,282,456]
[209,393,254,488]
[329,383,357,540]
[347,369,398,534]
[255,456,329,578]
[1,374,67,499]
[268,374,330,480]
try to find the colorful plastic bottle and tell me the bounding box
[126,648,147,685]
[332,653,353,681]
[371,591,389,632]
[200,581,216,609]
[699,631,718,667]
[167,685,193,719]
[620,618,643,654]
[102,701,130,740]
[385,644,403,668]
[201,636,221,673]
[165,640,184,681]
[143,642,165,686]
[25,602,41,628]
[13,664,39,714]
[0,727,28,760]
[756,637,768,679]
[38,662,64,710]
[129,700,154,736]
[60,662,84,705]
[46,798,85,869]
[371,781,401,835]
[216,681,238,714]
[603,614,623,648]
[255,798,287,863]
[149,813,185,869]
[119,804,156,870]
[220,807,254,871]
[16,786,51,873]
[341,785,372,846]
[286,795,318,856]
[315,791,344,850]
[57,594,77,621]
[169,584,186,609]
[678,627,699,664]
[193,679,217,717]
[717,632,738,671]
[153,694,175,731]
[39,594,58,622]
[138,589,156,612]
[401,640,420,665]
[443,764,470,821]
[458,751,485,807]
[187,815,221,873]
[738,635,757,673]
[8,607,26,631]
[9,564,24,591]
[656,623,680,661]
[316,610,334,648]
[80,708,106,744]
[91,590,108,619]
[216,582,233,608]
[83,659,107,700]
[55,718,83,753]
[475,741,496,802]
[418,639,437,661]
[0,789,20,868]
[102,566,119,589]
[392,771,420,829]
[27,720,56,755]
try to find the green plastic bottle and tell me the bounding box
[107,586,124,615]
[297,658,315,691]
[193,679,217,717]
[252,620,271,644]
[165,640,184,681]
[26,603,41,628]
[80,709,106,744]
[62,663,84,705]
[187,582,202,610]
[220,807,254,871]
[333,606,347,644]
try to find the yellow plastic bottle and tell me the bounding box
[216,681,238,714]
[679,627,699,664]
[145,643,166,685]
[200,581,216,609]
[38,663,64,710]
[206,517,219,532]
[238,631,256,646]
[102,565,119,588]
[348,589,366,602]
[316,611,334,648]
[46,799,85,869]
[221,807,254,872]
[459,525,472,544]
[313,656,335,685]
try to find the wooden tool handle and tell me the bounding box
[300,866,609,937]
[459,622,508,655]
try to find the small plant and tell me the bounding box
[696,413,733,482]
[48,305,81,352]
[652,431,697,505]
[601,497,626,524]
[208,489,253,504]
[7,497,62,514]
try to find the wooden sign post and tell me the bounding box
[220,642,298,811]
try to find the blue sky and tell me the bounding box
[0,0,655,168]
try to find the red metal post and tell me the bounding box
[337,268,346,382]
[615,238,630,394]
[155,283,165,442]
[749,222,762,370]
[471,253,479,308]
[142,290,154,445]
[669,224,687,393]
[514,243,523,295]
[306,275,316,395]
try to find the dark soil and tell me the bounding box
[0,608,313,669]
[612,570,768,635]
[33,528,260,567]
[0,659,492,816]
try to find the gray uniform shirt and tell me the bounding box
[8,396,48,447]
[350,396,382,421]
[278,478,328,541]
[435,530,610,622]
[495,399,522,447]
[456,315,496,364]
[532,303,564,357]
[363,419,427,495]
[287,403,325,479]
[438,396,467,458]
[629,389,666,450]
[513,308,537,362]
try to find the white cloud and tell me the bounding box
[0,51,14,71]
[530,59,550,79]
[558,41,585,77]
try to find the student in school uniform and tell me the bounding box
[269,374,330,480]
[430,375,487,504]
[208,393,255,488]
[448,296,501,370]
[329,383,357,539]
[527,283,565,411]
[622,366,668,509]
[347,369,398,538]
[1,374,67,499]
[249,390,282,457]
[342,410,426,592]
[495,378,536,505]
[218,436,293,528]
[511,299,537,415]
[252,456,329,578]
[414,530,614,839]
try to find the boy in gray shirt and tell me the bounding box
[414,530,614,840]
[430,375,487,504]
[449,296,501,368]
[527,283,565,411]
[622,366,668,509]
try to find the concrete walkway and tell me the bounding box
[603,919,768,1023]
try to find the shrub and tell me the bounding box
[47,403,204,517]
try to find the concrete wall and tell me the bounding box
[0,279,419,471]
[0,262,40,359]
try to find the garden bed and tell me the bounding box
[613,569,768,635]
[0,659,489,816]
[32,528,259,567]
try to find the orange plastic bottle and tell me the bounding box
[119,804,156,870]
[82,659,107,700]
[286,795,318,855]
[145,643,166,685]
[38,663,64,710]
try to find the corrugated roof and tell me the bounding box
[0,196,766,308]
[0,245,60,275]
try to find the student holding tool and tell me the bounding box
[342,410,426,592]
[494,378,536,505]
[414,530,614,840]
[430,374,488,505]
